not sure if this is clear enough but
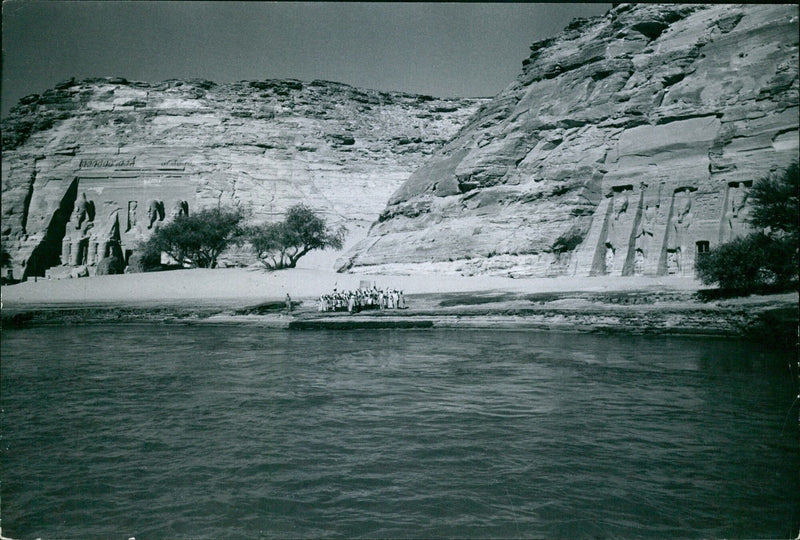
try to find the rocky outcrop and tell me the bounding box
[1,78,485,278]
[343,4,799,277]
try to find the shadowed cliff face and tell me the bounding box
[1,79,486,277]
[344,4,799,278]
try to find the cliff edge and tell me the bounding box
[342,4,799,278]
[1,79,485,278]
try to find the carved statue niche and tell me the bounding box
[667,248,681,275]
[612,189,630,220]
[147,200,165,229]
[127,201,138,232]
[633,249,645,275]
[606,185,633,248]
[604,243,615,274]
[599,185,634,275]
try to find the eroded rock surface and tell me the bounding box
[344,4,799,277]
[1,79,485,278]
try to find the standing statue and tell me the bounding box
[633,249,645,275]
[603,187,631,274]
[613,189,629,221]
[606,188,630,245]
[667,249,681,275]
[604,244,615,274]
[670,189,693,253]
[127,201,138,232]
[634,204,657,262]
[725,182,749,241]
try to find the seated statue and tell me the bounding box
[170,200,189,219]
[72,193,95,230]
[147,200,165,229]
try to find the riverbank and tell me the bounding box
[2,268,797,347]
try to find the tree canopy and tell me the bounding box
[146,207,244,268]
[247,204,345,270]
[747,161,799,237]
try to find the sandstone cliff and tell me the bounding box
[343,4,799,278]
[1,78,485,278]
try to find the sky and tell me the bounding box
[2,2,611,116]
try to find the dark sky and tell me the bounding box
[2,2,610,116]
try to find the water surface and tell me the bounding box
[2,325,798,538]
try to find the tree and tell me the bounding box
[247,204,345,270]
[747,161,799,237]
[696,162,799,293]
[145,207,244,268]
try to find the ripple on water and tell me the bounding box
[2,326,798,538]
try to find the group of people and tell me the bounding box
[318,286,406,313]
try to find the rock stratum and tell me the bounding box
[1,78,484,278]
[342,4,799,278]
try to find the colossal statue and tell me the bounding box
[147,200,165,229]
[63,193,97,266]
[72,193,95,230]
[170,200,189,220]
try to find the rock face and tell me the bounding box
[344,4,799,277]
[1,78,485,278]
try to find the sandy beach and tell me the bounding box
[1,267,703,308]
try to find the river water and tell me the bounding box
[2,325,798,538]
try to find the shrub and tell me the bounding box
[695,234,771,291]
[126,241,163,273]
